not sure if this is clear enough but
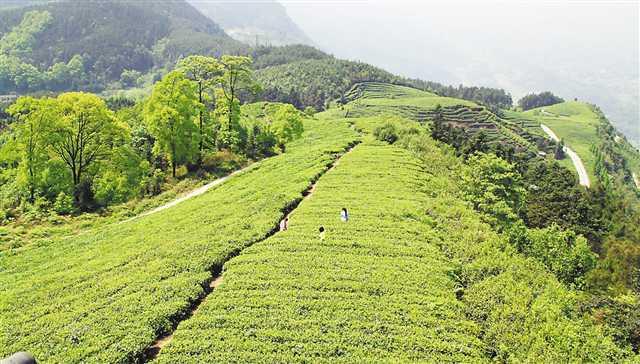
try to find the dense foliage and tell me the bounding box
[408,78,513,109]
[251,44,330,69]
[0,0,245,93]
[518,91,564,111]
[254,58,513,111]
[0,56,304,220]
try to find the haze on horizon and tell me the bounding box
[281,0,640,146]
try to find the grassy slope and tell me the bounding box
[156,119,629,362]
[353,82,475,109]
[343,83,540,154]
[523,102,600,182]
[0,118,358,363]
[156,141,487,363]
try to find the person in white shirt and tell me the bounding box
[340,208,349,222]
[280,217,289,231]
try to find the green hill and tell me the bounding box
[511,101,640,191]
[340,82,544,154]
[254,58,513,112]
[0,0,246,93]
[2,117,633,362]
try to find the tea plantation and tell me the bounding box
[155,134,628,362]
[0,118,358,362]
[156,142,486,362]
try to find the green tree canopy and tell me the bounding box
[176,55,223,162]
[268,104,304,151]
[462,152,526,230]
[6,96,56,201]
[49,92,125,190]
[144,71,201,177]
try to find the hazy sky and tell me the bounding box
[280,0,640,144]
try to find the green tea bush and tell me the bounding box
[0,118,358,363]
[157,143,486,363]
[53,192,74,215]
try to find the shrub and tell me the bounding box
[513,224,597,288]
[140,169,165,196]
[53,192,74,215]
[373,122,398,144]
[304,106,317,117]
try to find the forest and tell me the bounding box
[518,91,565,111]
[0,55,304,220]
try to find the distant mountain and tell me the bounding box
[0,0,53,9]
[0,0,246,92]
[187,0,314,46]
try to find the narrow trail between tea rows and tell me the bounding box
[141,144,359,362]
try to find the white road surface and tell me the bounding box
[540,124,591,188]
[123,162,260,223]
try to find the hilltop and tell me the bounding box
[187,0,314,46]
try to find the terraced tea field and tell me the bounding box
[1,115,632,363]
[343,82,539,152]
[155,142,487,363]
[0,119,358,363]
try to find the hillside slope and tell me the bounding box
[340,82,544,155]
[513,101,640,191]
[153,132,629,362]
[156,143,487,362]
[0,0,246,92]
[0,119,358,362]
[188,0,313,46]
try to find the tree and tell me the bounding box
[269,104,304,151]
[520,224,597,288]
[176,56,223,163]
[518,91,564,111]
[213,88,241,151]
[144,71,201,177]
[120,69,141,88]
[554,139,566,160]
[462,152,526,231]
[218,55,260,146]
[6,96,56,202]
[48,93,125,204]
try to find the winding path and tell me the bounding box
[540,124,590,187]
[123,162,263,223]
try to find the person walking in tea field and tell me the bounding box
[280,217,289,231]
[319,226,325,241]
[341,208,349,222]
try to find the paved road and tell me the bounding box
[540,124,591,187]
